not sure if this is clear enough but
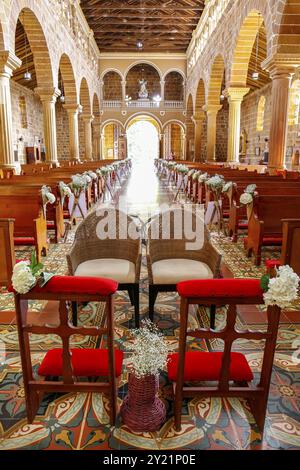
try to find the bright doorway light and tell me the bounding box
[127,119,159,162]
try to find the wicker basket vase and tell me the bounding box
[120,373,166,432]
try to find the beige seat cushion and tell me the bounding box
[74,258,136,283]
[151,258,213,285]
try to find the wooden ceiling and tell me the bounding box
[80,0,205,52]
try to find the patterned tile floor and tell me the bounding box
[0,159,299,450]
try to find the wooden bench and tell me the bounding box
[246,194,300,265]
[0,218,15,287]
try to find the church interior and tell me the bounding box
[0,0,299,453]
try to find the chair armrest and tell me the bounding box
[205,242,222,278]
[66,243,83,275]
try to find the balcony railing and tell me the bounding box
[102,100,184,109]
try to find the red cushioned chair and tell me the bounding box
[13,275,123,425]
[170,278,281,433]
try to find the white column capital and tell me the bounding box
[202,104,222,115]
[0,51,22,76]
[262,55,299,79]
[82,113,94,123]
[35,87,61,103]
[63,103,82,115]
[225,87,250,102]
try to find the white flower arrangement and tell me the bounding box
[59,181,72,198]
[82,173,92,185]
[11,252,54,295]
[240,192,253,205]
[166,161,176,168]
[128,320,169,379]
[175,164,189,174]
[198,172,208,183]
[222,181,234,193]
[192,171,201,180]
[70,174,86,190]
[187,169,195,177]
[86,171,97,180]
[206,174,225,193]
[261,265,300,309]
[41,185,56,205]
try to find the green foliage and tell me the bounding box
[260,274,270,292]
[29,251,43,276]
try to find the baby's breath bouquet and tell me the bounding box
[128,320,169,378]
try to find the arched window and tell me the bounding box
[19,96,28,129]
[256,96,266,132]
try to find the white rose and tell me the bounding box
[240,192,253,205]
[12,265,36,294]
[46,192,56,204]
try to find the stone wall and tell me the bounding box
[171,124,183,158]
[10,80,44,164]
[55,101,70,161]
[103,71,122,100]
[165,72,184,101]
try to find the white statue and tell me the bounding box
[138,79,148,99]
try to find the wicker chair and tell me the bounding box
[67,209,142,327]
[147,208,222,327]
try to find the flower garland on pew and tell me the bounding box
[41,185,56,218]
[239,184,257,219]
[11,251,54,294]
[205,174,225,232]
[173,164,189,201]
[260,265,300,309]
[68,174,89,219]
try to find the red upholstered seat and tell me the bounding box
[177,278,263,299]
[63,211,70,219]
[38,348,123,377]
[14,237,35,246]
[167,351,253,382]
[223,211,229,218]
[262,237,282,246]
[265,259,281,270]
[47,221,55,229]
[238,222,248,229]
[9,275,118,296]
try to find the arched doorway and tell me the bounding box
[126,116,160,163]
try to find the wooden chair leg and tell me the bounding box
[133,283,140,328]
[149,285,158,322]
[71,301,78,326]
[128,287,135,306]
[210,305,216,329]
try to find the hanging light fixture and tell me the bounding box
[136,0,145,50]
[23,13,31,81]
[59,72,65,103]
[252,14,261,81]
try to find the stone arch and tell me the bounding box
[102,71,122,101]
[124,60,162,81]
[163,68,185,81]
[101,119,125,133]
[164,71,184,101]
[125,63,161,100]
[101,68,124,81]
[195,79,206,115]
[208,55,225,106]
[125,113,162,132]
[230,9,267,87]
[101,120,125,160]
[162,119,186,132]
[92,93,100,117]
[163,120,186,160]
[58,53,78,105]
[278,0,300,55]
[12,7,54,88]
[79,77,92,115]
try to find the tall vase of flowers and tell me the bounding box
[120,320,168,432]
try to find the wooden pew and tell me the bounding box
[0,187,48,262]
[0,218,15,287]
[246,194,300,265]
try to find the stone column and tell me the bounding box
[35,87,61,164]
[264,63,294,170]
[192,112,205,162]
[0,51,22,169]
[160,79,165,104]
[64,104,81,161]
[226,87,249,162]
[122,80,127,104]
[82,114,94,161]
[203,104,222,161]
[92,116,101,160]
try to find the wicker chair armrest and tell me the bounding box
[134,253,142,284]
[146,254,154,285]
[205,242,222,278]
[66,243,84,275]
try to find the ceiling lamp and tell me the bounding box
[220,93,225,102]
[23,13,31,81]
[136,40,143,49]
[252,14,261,81]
